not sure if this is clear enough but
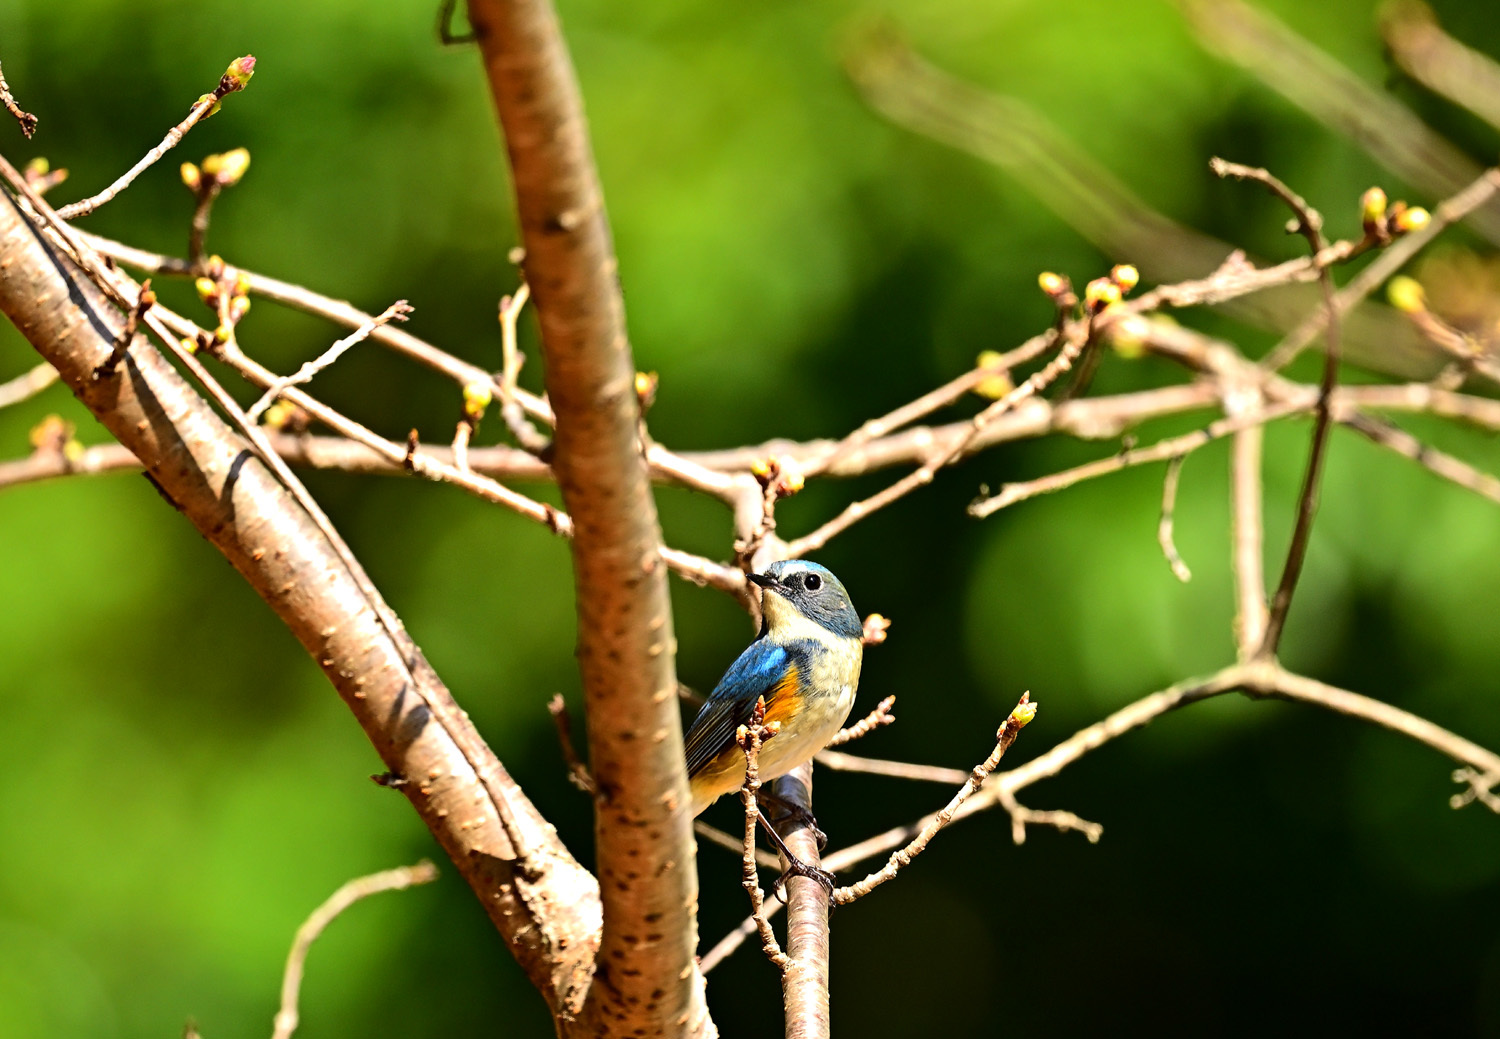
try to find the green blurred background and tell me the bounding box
[3,0,1500,1035]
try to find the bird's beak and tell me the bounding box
[745,573,777,590]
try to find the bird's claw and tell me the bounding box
[775,858,836,896]
[760,794,828,851]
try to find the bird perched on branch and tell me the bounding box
[685,560,864,876]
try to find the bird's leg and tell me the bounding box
[759,790,828,851]
[756,813,835,894]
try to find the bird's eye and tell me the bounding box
[804,573,823,591]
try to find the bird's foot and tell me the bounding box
[775,857,836,896]
[755,812,835,895]
[759,792,828,851]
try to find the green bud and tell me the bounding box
[462,380,493,421]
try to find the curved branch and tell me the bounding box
[0,191,602,1021]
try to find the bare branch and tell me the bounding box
[272,861,439,1039]
[735,699,792,972]
[246,300,412,421]
[814,750,967,786]
[802,332,1054,478]
[1381,1,1500,134]
[0,360,58,408]
[1181,0,1500,245]
[1228,392,1267,659]
[1341,411,1500,505]
[970,400,1304,517]
[1157,455,1192,583]
[467,0,707,1029]
[80,232,557,428]
[787,326,1090,556]
[825,695,896,747]
[547,694,596,795]
[832,694,1035,906]
[1263,167,1500,371]
[0,60,36,138]
[768,763,831,1039]
[55,57,256,221]
[0,188,603,1018]
[1209,159,1342,660]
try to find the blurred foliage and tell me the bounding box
[2,0,1500,1036]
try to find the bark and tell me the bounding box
[0,192,602,1025]
[465,2,710,1035]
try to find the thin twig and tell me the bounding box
[546,694,596,794]
[246,300,412,422]
[824,695,896,747]
[703,656,1500,970]
[272,861,438,1039]
[1382,1,1500,133]
[786,327,1085,556]
[1157,455,1192,582]
[1227,392,1267,659]
[0,60,37,138]
[1210,159,1341,660]
[1262,167,1500,371]
[802,332,1054,478]
[736,698,791,971]
[80,232,556,427]
[969,400,1304,517]
[55,57,255,221]
[1341,411,1500,505]
[188,181,221,271]
[814,750,967,785]
[0,361,59,408]
[497,281,549,453]
[830,693,1036,906]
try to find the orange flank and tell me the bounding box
[760,664,804,730]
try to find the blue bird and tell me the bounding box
[684,560,865,821]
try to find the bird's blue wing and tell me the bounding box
[684,639,794,777]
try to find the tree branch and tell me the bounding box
[465,0,709,1032]
[272,861,439,1039]
[0,189,602,1022]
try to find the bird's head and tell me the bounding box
[747,560,862,640]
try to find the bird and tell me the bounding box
[684,559,865,836]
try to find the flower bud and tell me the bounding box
[29,414,72,453]
[1108,313,1151,360]
[462,379,492,422]
[861,613,891,645]
[1109,264,1139,293]
[1393,206,1431,234]
[229,296,251,324]
[222,56,256,92]
[973,350,1014,399]
[1011,699,1038,727]
[1360,187,1387,231]
[634,371,659,409]
[1037,271,1067,296]
[1386,276,1426,314]
[195,277,219,305]
[180,162,202,192]
[207,147,251,187]
[1084,277,1122,311]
